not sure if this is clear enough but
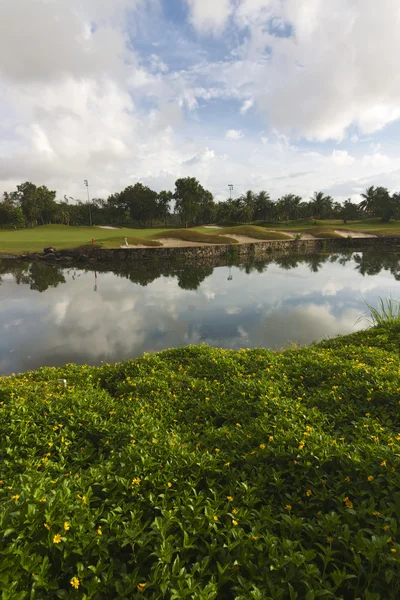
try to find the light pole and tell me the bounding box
[84,180,93,226]
[228,184,233,199]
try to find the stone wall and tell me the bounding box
[18,235,400,264]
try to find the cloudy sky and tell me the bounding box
[1,0,400,202]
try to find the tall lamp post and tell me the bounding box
[228,184,233,199]
[84,180,93,226]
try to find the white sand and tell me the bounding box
[220,234,261,243]
[99,226,120,230]
[282,231,316,240]
[156,238,213,247]
[335,230,377,238]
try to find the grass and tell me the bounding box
[152,229,239,244]
[302,227,343,239]
[217,225,292,240]
[2,219,400,254]
[2,323,400,597]
[357,297,400,327]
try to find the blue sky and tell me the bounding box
[1,0,400,202]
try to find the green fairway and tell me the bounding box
[2,219,400,254]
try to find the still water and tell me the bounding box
[1,250,400,375]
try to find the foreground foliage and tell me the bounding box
[1,325,400,599]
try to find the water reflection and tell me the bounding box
[0,250,399,375]
[2,250,400,293]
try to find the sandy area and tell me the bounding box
[99,225,120,230]
[282,231,316,240]
[121,244,152,249]
[203,225,222,229]
[221,234,262,243]
[156,237,213,247]
[335,230,376,238]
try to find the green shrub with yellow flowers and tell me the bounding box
[1,323,400,599]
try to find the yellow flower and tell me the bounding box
[306,489,312,497]
[232,508,238,515]
[269,436,274,442]
[137,583,147,593]
[70,577,80,590]
[130,439,136,444]
[225,462,231,468]
[53,534,62,544]
[285,504,292,511]
[152,439,158,444]
[259,443,266,449]
[226,496,233,502]
[344,476,351,482]
[132,477,141,486]
[11,494,20,501]
[251,535,259,541]
[44,523,51,530]
[40,497,46,503]
[326,536,334,543]
[298,441,305,450]
[343,497,353,509]
[236,423,241,428]
[391,548,397,553]
[368,475,374,482]
[63,521,70,531]
[232,519,238,526]
[373,511,381,517]
[380,460,387,467]
[213,515,218,521]
[167,482,173,488]
[97,526,102,535]
[384,525,390,531]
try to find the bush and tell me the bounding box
[1,329,400,598]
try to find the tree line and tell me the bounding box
[2,249,399,293]
[0,178,399,229]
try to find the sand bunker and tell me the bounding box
[156,238,213,247]
[335,230,376,238]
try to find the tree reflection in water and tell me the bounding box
[1,249,400,292]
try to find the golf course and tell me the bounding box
[1,219,400,255]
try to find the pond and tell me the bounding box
[1,250,400,375]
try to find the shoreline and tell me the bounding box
[2,235,400,264]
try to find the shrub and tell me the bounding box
[1,329,400,598]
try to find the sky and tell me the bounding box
[1,0,400,203]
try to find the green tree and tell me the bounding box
[310,191,334,219]
[254,191,273,222]
[174,177,214,227]
[359,186,394,222]
[341,199,360,222]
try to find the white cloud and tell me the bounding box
[185,0,234,34]
[331,150,355,166]
[226,129,244,140]
[2,0,400,199]
[240,99,254,114]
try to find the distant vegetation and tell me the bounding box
[1,178,400,230]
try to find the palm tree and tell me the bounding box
[255,190,271,222]
[310,192,333,219]
[359,186,376,216]
[360,186,393,221]
[240,190,256,221]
